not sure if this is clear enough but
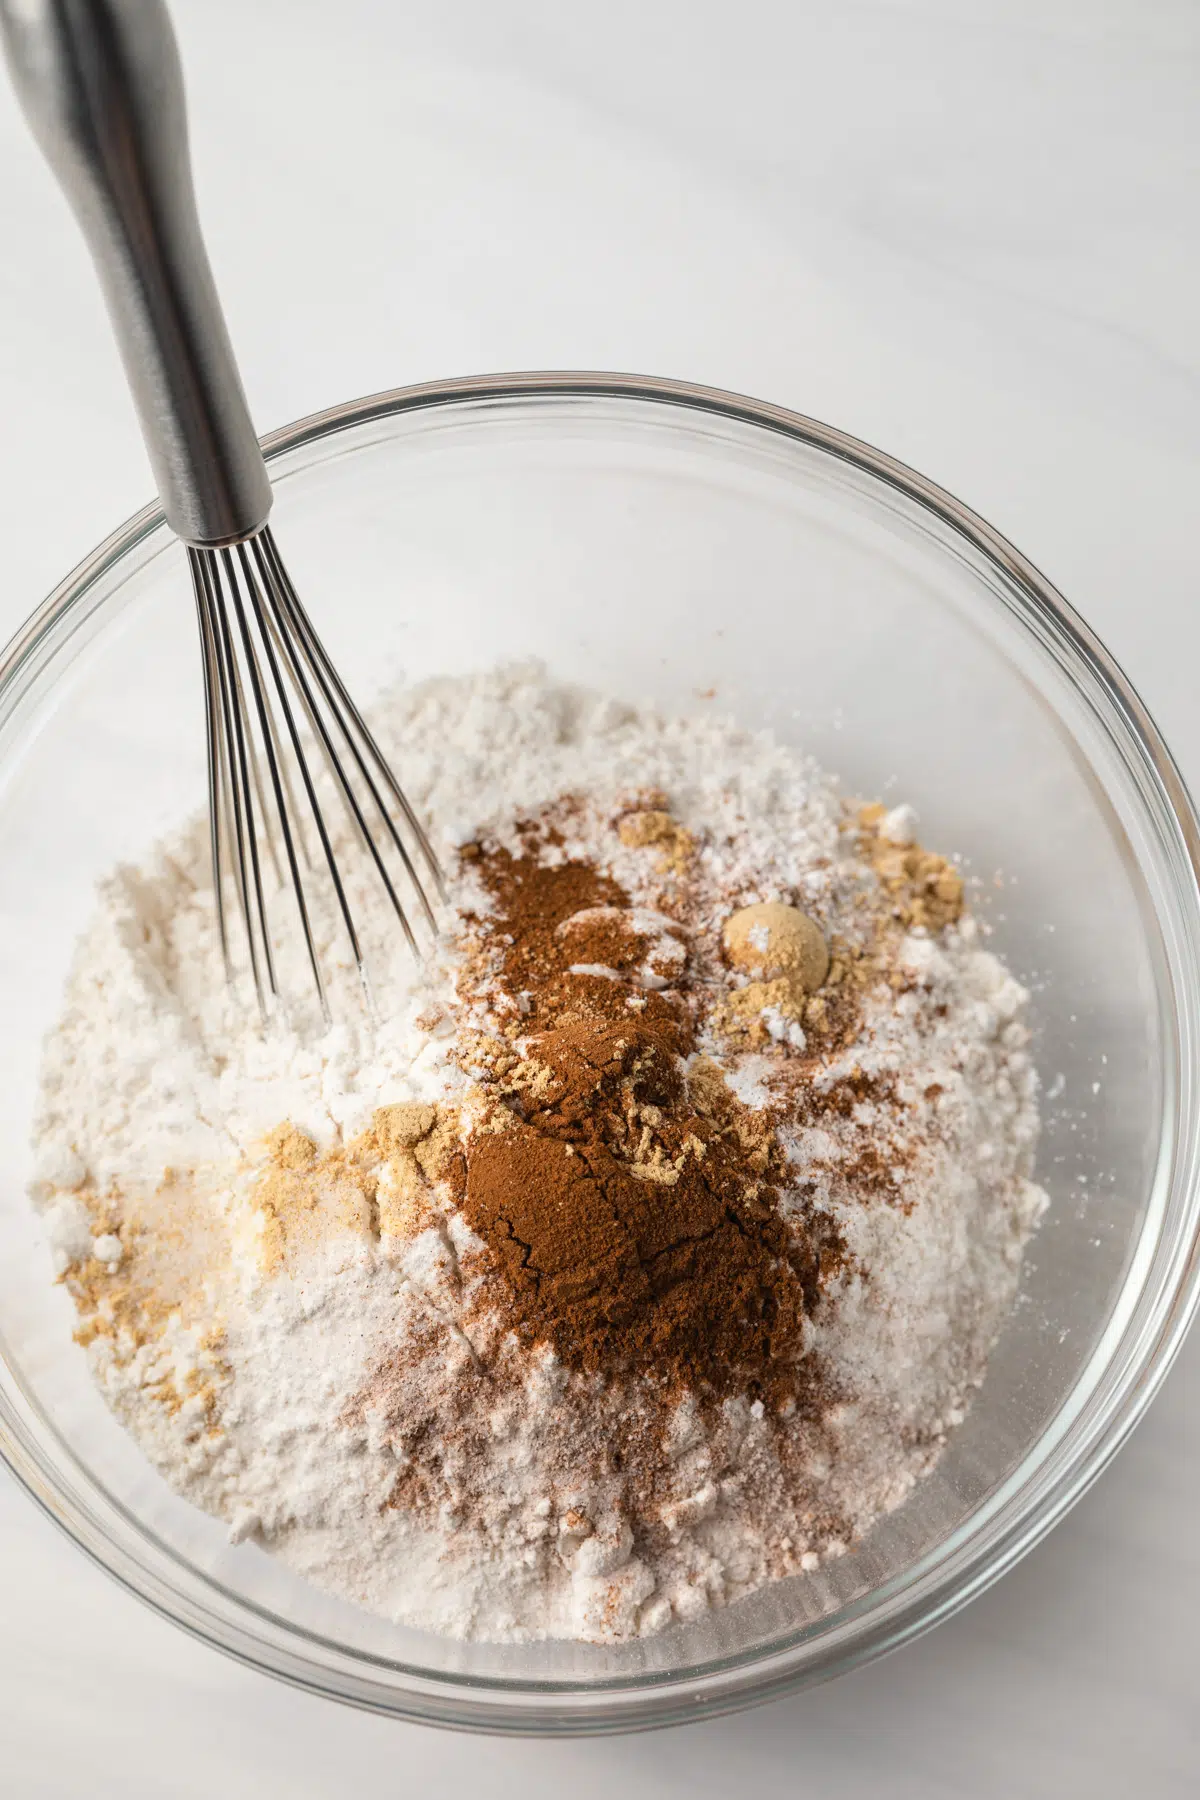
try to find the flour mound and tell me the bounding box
[31,664,1046,1644]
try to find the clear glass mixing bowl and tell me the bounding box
[1,374,1198,1733]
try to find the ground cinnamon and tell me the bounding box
[452,818,840,1407]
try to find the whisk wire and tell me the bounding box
[257,530,445,914]
[222,543,331,1021]
[226,618,284,889]
[193,549,272,1010]
[208,555,280,1012]
[251,580,323,877]
[192,561,232,984]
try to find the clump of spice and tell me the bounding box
[616,802,696,876]
[857,801,964,932]
[723,900,831,993]
[713,900,832,1047]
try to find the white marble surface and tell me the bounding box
[1,0,1198,1790]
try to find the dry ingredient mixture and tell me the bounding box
[31,664,1047,1643]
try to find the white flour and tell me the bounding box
[31,663,1047,1643]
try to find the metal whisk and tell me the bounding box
[1,0,442,1021]
[189,528,441,1021]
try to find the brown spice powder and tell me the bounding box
[857,802,964,931]
[60,1174,231,1438]
[248,1103,464,1269]
[450,824,841,1409]
[616,805,696,877]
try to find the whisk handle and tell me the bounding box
[0,0,271,545]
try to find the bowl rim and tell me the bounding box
[2,369,1199,1733]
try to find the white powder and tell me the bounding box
[31,663,1047,1643]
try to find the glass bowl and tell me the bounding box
[1,374,1198,1734]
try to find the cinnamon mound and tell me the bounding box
[454,810,841,1406]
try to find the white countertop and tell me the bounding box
[1,1,1197,1790]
